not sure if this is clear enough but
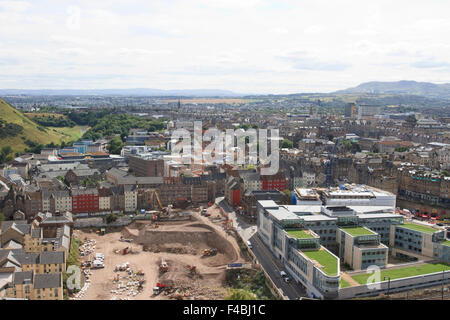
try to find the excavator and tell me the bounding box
[159,258,169,273]
[202,248,218,257]
[149,189,167,222]
[187,265,197,275]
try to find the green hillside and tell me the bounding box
[0,98,83,155]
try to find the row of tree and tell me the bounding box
[31,115,76,128]
[0,119,23,138]
[82,113,165,142]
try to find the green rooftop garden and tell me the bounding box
[286,229,315,239]
[441,240,450,247]
[399,223,438,234]
[302,248,338,276]
[351,263,450,285]
[341,227,375,236]
[340,278,351,288]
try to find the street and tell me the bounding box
[215,197,307,300]
[249,233,308,300]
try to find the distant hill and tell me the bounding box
[0,88,241,97]
[334,81,450,99]
[0,99,80,154]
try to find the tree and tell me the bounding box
[0,146,13,164]
[82,177,93,187]
[281,139,294,149]
[395,146,409,152]
[282,189,292,203]
[225,289,257,300]
[106,213,117,224]
[107,136,124,155]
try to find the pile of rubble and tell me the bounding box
[110,263,145,299]
[71,281,91,300]
[158,284,224,300]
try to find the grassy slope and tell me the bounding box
[0,99,83,153]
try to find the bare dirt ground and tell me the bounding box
[73,210,246,300]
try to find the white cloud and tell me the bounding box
[1,0,450,93]
[0,0,30,12]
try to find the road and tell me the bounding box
[215,197,307,300]
[215,197,257,241]
[249,233,308,300]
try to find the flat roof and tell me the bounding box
[399,223,439,234]
[302,215,337,221]
[302,248,338,276]
[357,213,403,219]
[258,200,279,208]
[341,227,375,236]
[347,206,395,214]
[266,207,300,222]
[286,229,315,239]
[284,205,322,214]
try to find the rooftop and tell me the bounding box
[341,227,375,236]
[399,223,439,234]
[351,263,450,284]
[265,206,300,222]
[302,248,338,276]
[286,229,315,239]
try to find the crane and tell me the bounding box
[326,138,339,187]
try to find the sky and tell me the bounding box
[1,0,450,94]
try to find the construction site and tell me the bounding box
[72,203,251,300]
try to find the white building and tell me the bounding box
[51,191,72,213]
[321,185,396,208]
[124,185,137,213]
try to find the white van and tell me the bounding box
[93,260,104,269]
[246,240,253,249]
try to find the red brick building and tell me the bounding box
[224,176,241,207]
[71,188,99,213]
[261,172,287,191]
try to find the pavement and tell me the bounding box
[215,197,256,241]
[215,197,307,300]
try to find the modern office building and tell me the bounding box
[256,186,449,299]
[257,200,340,299]
[337,226,388,270]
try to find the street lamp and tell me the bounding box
[384,276,391,298]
